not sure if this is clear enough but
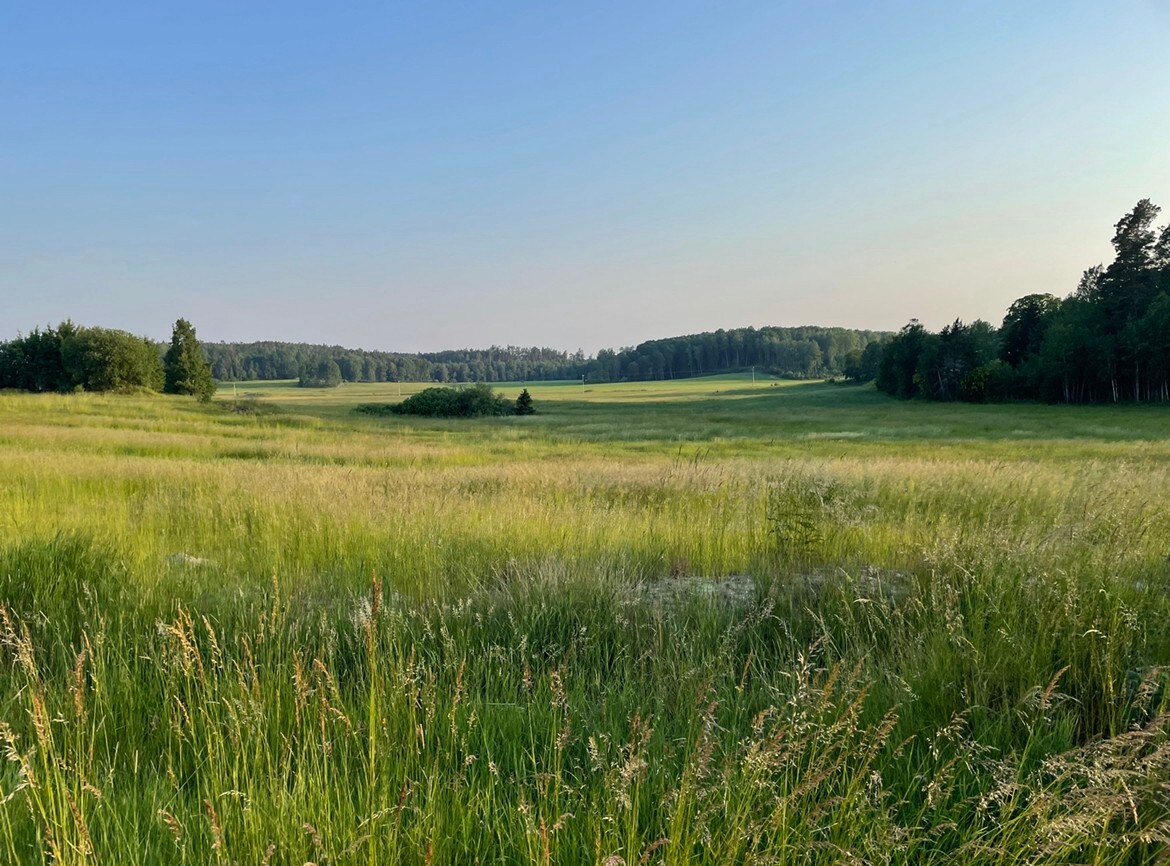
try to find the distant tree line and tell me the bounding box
[584,326,888,382]
[873,199,1170,403]
[2,323,890,396]
[203,342,588,385]
[202,326,887,386]
[299,359,343,388]
[0,319,215,400]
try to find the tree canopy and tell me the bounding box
[875,198,1170,403]
[0,322,163,393]
[199,326,887,386]
[299,359,343,388]
[164,319,216,401]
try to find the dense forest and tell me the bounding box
[585,326,887,382]
[202,342,588,384]
[1,325,886,393]
[200,326,887,386]
[876,199,1170,403]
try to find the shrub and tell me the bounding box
[353,403,398,417]
[374,383,514,418]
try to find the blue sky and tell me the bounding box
[3,2,1169,352]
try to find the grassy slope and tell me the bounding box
[0,378,1168,864]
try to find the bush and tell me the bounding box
[353,403,399,417]
[370,384,515,418]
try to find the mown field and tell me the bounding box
[1,375,1169,864]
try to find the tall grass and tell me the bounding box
[0,383,1169,863]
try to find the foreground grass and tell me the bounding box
[1,379,1169,864]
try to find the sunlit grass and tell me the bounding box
[1,380,1169,863]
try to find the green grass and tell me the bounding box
[1,378,1169,864]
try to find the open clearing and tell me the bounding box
[2,376,1169,864]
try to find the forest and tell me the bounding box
[876,199,1170,403]
[200,325,885,385]
[202,342,587,385]
[0,325,886,392]
[586,326,887,382]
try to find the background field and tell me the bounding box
[2,377,1169,864]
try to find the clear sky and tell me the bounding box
[3,2,1169,352]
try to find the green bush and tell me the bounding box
[353,402,398,417]
[370,383,515,417]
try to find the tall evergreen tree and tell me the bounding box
[515,388,535,415]
[164,319,216,401]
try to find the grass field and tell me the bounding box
[2,375,1169,864]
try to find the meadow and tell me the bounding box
[1,375,1169,864]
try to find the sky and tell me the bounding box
[3,2,1170,353]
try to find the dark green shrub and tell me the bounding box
[354,403,398,417]
[365,383,514,418]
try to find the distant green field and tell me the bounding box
[2,380,1169,864]
[220,373,1170,455]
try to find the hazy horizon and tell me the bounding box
[4,2,1170,352]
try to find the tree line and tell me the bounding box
[10,199,1162,402]
[203,325,887,387]
[873,199,1170,403]
[2,323,887,396]
[0,319,215,400]
[585,326,888,382]
[203,342,589,385]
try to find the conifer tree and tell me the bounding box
[515,388,535,415]
[164,318,216,401]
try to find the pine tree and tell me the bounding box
[515,388,535,415]
[164,318,216,401]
